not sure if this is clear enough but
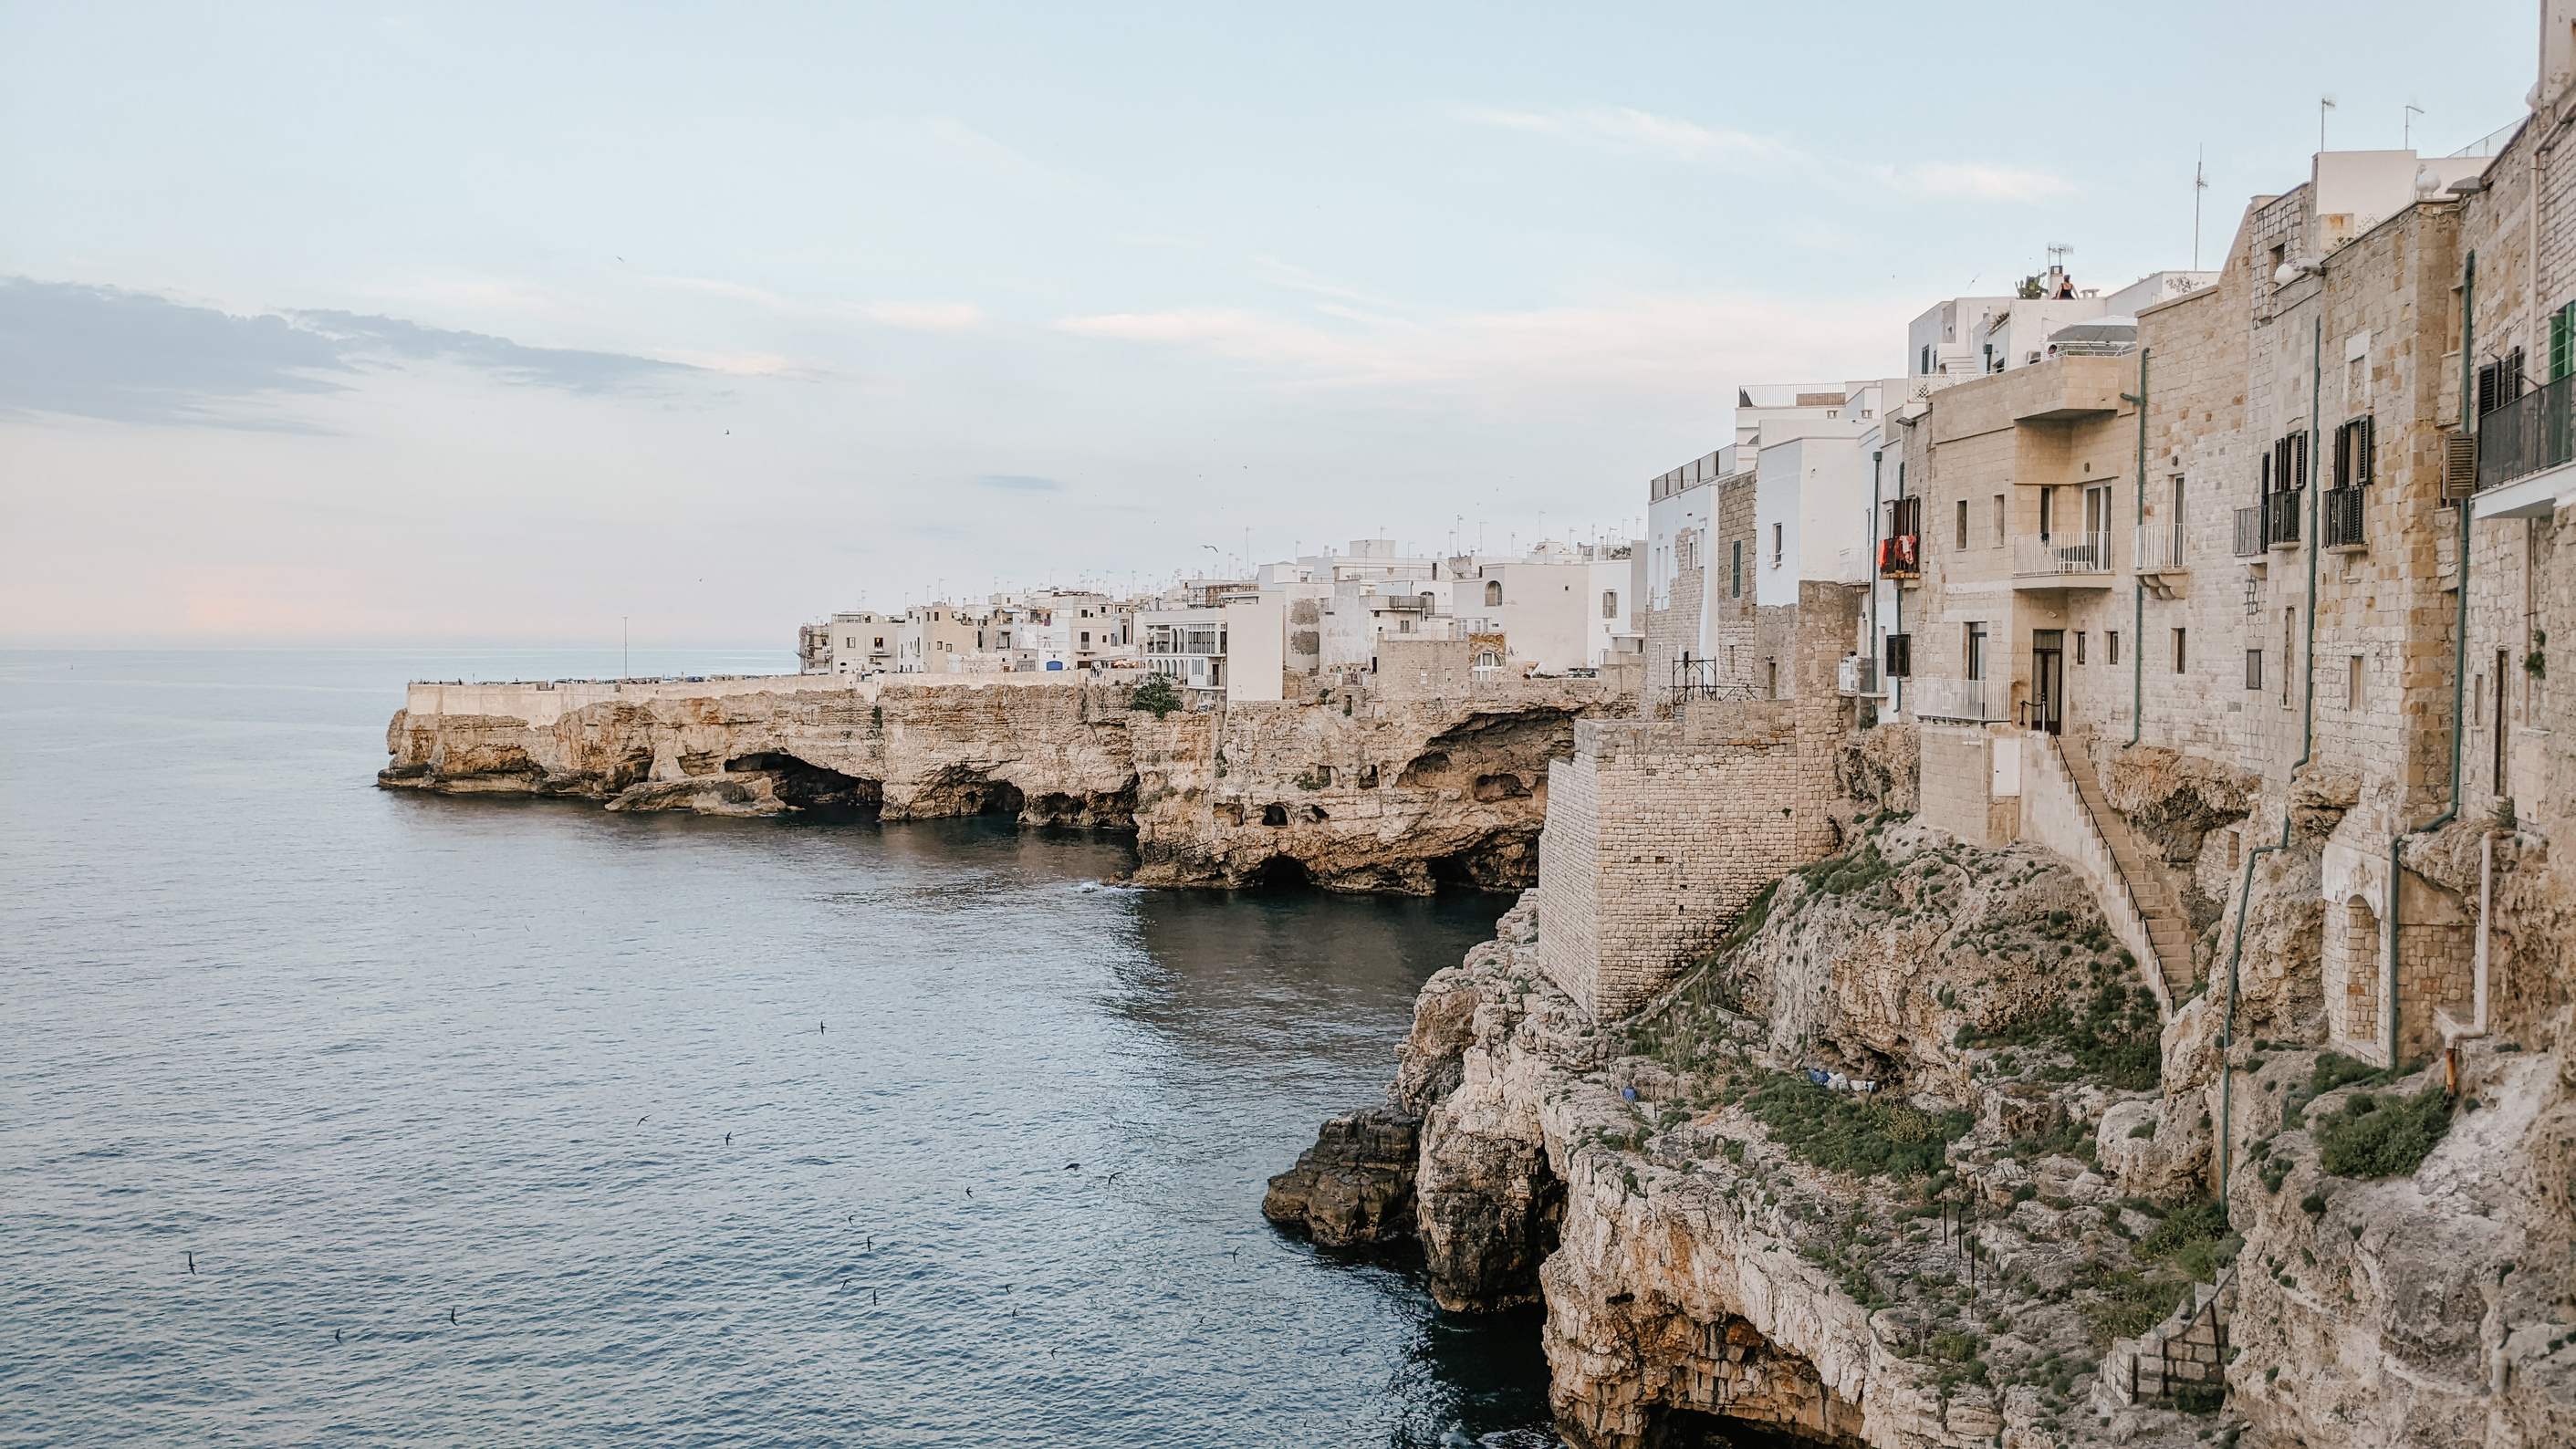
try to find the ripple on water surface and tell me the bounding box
[0,650,1556,1446]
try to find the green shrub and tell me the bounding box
[2315,1087,2452,1179]
[1742,1074,1971,1178]
[1956,978,2162,1090]
[1131,675,1183,717]
[2134,1199,2240,1282]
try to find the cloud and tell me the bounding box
[859,301,986,332]
[977,474,1063,492]
[1458,106,1795,168]
[0,278,701,427]
[1879,162,2079,203]
[1057,293,1892,417]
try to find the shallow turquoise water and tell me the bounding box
[0,649,1553,1446]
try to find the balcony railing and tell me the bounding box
[1670,658,1758,702]
[2262,487,2304,547]
[2134,522,2187,573]
[1876,534,1921,578]
[2012,530,2112,578]
[1907,676,2005,723]
[2477,370,2576,493]
[2321,486,2366,548]
[2234,506,2264,557]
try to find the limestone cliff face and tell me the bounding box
[1270,806,2576,1448]
[1382,880,2168,1448]
[381,676,1626,894]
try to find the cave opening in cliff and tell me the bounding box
[1246,856,1312,889]
[1641,1406,1857,1449]
[975,781,1027,817]
[721,753,883,816]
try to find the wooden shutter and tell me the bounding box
[2442,431,2478,499]
[2357,416,2374,485]
[2332,422,2351,488]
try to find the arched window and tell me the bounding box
[1601,590,1619,619]
[1485,580,1503,606]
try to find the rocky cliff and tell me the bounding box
[380,675,1626,894]
[1269,812,2576,1448]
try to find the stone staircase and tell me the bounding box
[2055,738,2197,1004]
[2095,1267,2237,1413]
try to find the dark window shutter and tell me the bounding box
[2358,416,2374,485]
[2293,431,2309,489]
[2332,422,2351,488]
[2478,360,2500,416]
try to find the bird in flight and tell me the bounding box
[638,1116,649,1126]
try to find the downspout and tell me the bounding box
[1871,447,1883,705]
[2384,249,2476,1069]
[2121,347,2151,745]
[2217,314,2327,1194]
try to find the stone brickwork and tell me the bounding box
[2100,1272,2236,1410]
[1537,580,1859,1018]
[1534,705,1804,1019]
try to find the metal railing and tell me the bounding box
[2233,506,2264,558]
[2011,530,2112,577]
[2321,487,2366,548]
[2476,371,2576,493]
[1670,658,1759,702]
[2262,487,2304,547]
[1906,676,2005,723]
[2134,522,2187,572]
[1876,534,1921,578]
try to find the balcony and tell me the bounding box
[2321,486,2366,549]
[2477,371,2575,494]
[2233,506,2265,558]
[2262,487,2304,548]
[1670,658,1758,703]
[1876,534,1921,579]
[2012,530,2113,588]
[2134,522,2187,574]
[1907,676,2006,723]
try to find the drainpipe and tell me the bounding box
[1871,447,1883,707]
[2216,315,2329,1194]
[2121,347,2151,745]
[2383,250,2476,1069]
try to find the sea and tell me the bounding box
[0,648,1559,1447]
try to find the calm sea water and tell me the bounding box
[0,649,1552,1447]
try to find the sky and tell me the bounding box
[0,1,2540,648]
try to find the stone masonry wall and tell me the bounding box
[1535,705,1804,1019]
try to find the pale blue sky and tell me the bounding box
[0,1,2536,645]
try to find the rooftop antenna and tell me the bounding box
[2194,146,2208,269]
[2404,103,2423,151]
[2045,242,2073,274]
[2320,94,2336,154]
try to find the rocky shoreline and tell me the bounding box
[1267,818,2576,1449]
[379,676,1626,894]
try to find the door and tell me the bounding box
[2030,629,2064,735]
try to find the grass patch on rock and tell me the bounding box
[2314,1086,2452,1179]
[1956,975,2163,1091]
[1740,1073,1971,1179]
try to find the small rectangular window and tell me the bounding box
[2075,631,2087,664]
[2108,631,2121,665]
[2246,649,2264,690]
[1772,522,1784,565]
[2348,655,2364,710]
[1956,499,1970,549]
[1992,495,2007,547]
[2173,628,2188,674]
[1966,624,1988,682]
[1731,540,1742,597]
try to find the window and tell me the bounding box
[1966,624,1988,681]
[1766,659,1778,698]
[1485,580,1503,606]
[2108,631,2121,665]
[1601,590,1619,619]
[2349,655,2364,711]
[2246,649,2264,690]
[1883,632,1912,678]
[2075,631,2088,664]
[2553,300,2576,382]
[1730,540,1742,597]
[2173,628,2187,674]
[2332,417,2375,487]
[844,637,856,648]
[1772,522,1784,565]
[1992,495,2006,547]
[1956,499,1970,549]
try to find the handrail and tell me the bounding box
[2474,370,2576,491]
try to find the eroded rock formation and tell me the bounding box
[381,676,1626,894]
